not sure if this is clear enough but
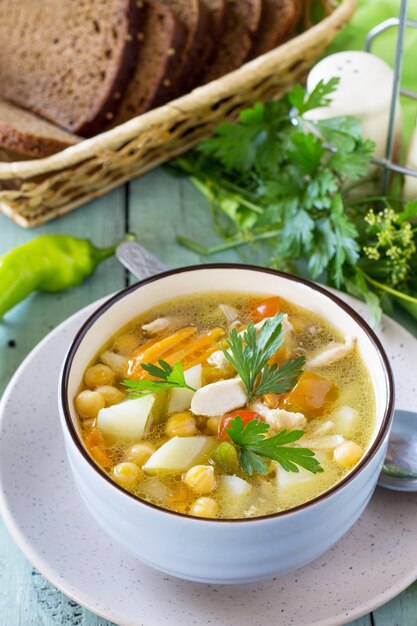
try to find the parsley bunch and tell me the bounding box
[226,416,323,476]
[173,79,374,289]
[171,80,417,323]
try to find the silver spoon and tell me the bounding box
[116,240,417,493]
[378,409,417,492]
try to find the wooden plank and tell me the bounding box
[348,618,373,626]
[373,582,417,626]
[127,167,266,277]
[0,188,126,395]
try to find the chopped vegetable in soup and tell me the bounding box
[74,293,376,519]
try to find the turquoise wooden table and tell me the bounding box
[1,167,417,626]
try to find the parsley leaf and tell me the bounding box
[240,448,269,475]
[255,356,305,396]
[220,313,302,400]
[226,416,270,445]
[226,416,324,476]
[289,77,340,114]
[123,360,196,398]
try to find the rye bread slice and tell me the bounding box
[0,100,80,158]
[111,2,187,124]
[251,0,302,58]
[202,0,262,83]
[152,0,208,104]
[203,0,225,41]
[181,0,226,90]
[0,0,142,136]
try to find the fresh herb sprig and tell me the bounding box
[169,80,417,323]
[123,360,196,397]
[172,79,373,289]
[226,416,323,476]
[221,313,305,401]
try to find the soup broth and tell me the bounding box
[74,292,376,519]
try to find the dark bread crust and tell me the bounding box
[0,0,143,137]
[202,0,262,83]
[0,100,80,158]
[112,2,187,125]
[251,0,302,58]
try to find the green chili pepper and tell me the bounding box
[0,234,131,319]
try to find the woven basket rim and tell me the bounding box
[0,0,357,180]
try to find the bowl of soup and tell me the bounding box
[59,264,394,584]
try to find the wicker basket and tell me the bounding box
[0,0,356,228]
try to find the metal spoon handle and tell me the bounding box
[116,240,167,281]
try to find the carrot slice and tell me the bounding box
[269,345,290,367]
[85,427,104,448]
[165,328,224,369]
[128,327,197,378]
[283,371,337,417]
[129,336,167,363]
[183,341,225,370]
[90,446,113,469]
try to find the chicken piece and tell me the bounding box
[218,303,239,323]
[142,317,171,336]
[310,420,335,436]
[207,349,232,370]
[100,351,128,377]
[306,337,357,368]
[190,377,247,417]
[282,317,294,335]
[248,400,307,431]
[298,435,345,450]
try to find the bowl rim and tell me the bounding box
[60,263,395,523]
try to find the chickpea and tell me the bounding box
[206,416,221,435]
[126,442,155,465]
[113,333,140,356]
[96,385,125,406]
[333,441,363,469]
[112,462,141,487]
[190,497,219,518]
[75,390,105,418]
[184,465,217,494]
[84,364,115,389]
[165,412,197,437]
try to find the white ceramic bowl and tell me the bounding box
[59,265,394,584]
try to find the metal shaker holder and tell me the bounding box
[364,0,417,193]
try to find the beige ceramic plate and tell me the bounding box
[0,291,416,626]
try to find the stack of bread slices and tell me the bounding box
[0,0,302,159]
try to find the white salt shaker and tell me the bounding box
[305,51,402,162]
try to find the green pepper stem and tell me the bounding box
[91,232,136,265]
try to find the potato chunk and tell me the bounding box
[143,436,216,473]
